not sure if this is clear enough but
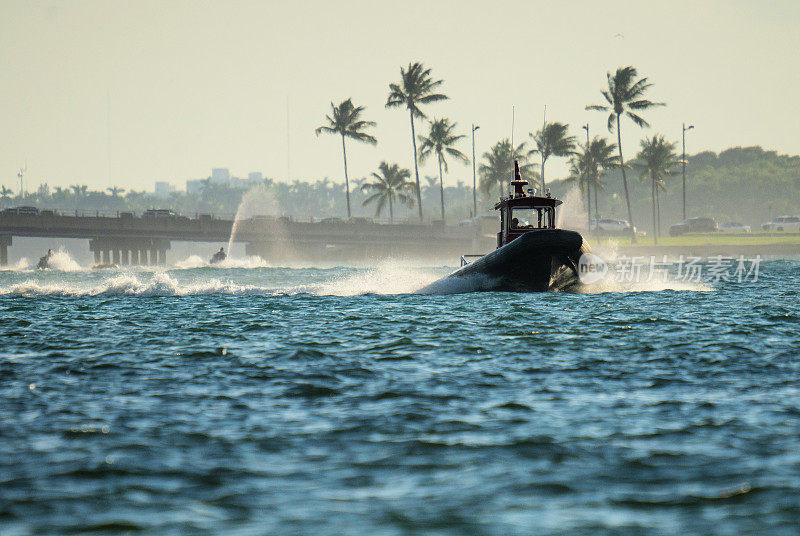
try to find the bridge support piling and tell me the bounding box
[90,237,170,267]
[0,235,10,267]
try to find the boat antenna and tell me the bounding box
[509,105,515,196]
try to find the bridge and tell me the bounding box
[0,209,493,265]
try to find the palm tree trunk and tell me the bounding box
[593,182,599,220]
[341,134,351,219]
[616,115,636,243]
[651,171,658,246]
[586,177,592,232]
[541,154,546,192]
[656,185,662,238]
[437,154,445,221]
[389,193,394,223]
[409,111,423,220]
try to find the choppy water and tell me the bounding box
[1,256,799,535]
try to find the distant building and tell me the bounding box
[186,179,205,195]
[211,168,230,184]
[184,169,265,195]
[154,181,175,198]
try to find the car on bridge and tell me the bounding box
[2,206,39,215]
[143,209,177,218]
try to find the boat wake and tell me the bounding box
[296,260,444,296]
[576,278,712,293]
[0,272,270,297]
[0,257,31,272]
[1,248,82,272]
[174,255,270,269]
[0,259,713,297]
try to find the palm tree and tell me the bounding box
[587,66,665,241]
[418,118,468,221]
[361,161,417,222]
[528,122,576,191]
[634,135,678,244]
[479,139,536,198]
[106,186,126,198]
[386,61,448,220]
[564,154,589,217]
[0,185,13,201]
[315,98,377,219]
[585,137,620,221]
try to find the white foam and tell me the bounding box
[46,248,82,271]
[301,260,442,296]
[174,254,270,269]
[0,257,31,272]
[577,276,712,293]
[0,272,271,297]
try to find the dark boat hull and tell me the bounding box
[421,229,586,293]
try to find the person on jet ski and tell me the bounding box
[210,247,226,264]
[37,249,53,269]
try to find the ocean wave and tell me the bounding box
[0,272,271,297]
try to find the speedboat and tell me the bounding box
[421,161,587,293]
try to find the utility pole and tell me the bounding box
[471,124,479,217]
[682,123,694,219]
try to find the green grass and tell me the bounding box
[592,232,800,248]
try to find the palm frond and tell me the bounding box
[626,111,650,128]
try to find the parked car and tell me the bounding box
[2,206,39,215]
[590,218,635,236]
[143,209,177,218]
[669,217,718,236]
[319,217,344,225]
[718,222,751,233]
[762,215,800,232]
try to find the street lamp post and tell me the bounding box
[471,124,479,218]
[682,123,694,220]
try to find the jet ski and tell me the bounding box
[37,249,54,270]
[210,248,227,265]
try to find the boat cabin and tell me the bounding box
[494,161,562,248]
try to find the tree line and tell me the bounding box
[315,61,684,241]
[2,145,798,230]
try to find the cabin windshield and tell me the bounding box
[510,207,549,229]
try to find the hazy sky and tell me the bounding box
[1,0,799,193]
